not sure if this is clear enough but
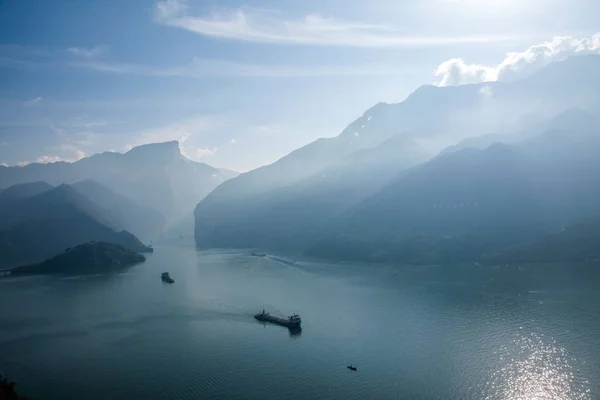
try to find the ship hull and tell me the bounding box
[254,314,301,329]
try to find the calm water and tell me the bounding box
[1,242,599,400]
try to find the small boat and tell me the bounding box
[347,365,357,371]
[251,252,267,257]
[161,272,174,283]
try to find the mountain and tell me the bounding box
[0,181,54,209]
[0,141,238,226]
[0,184,152,268]
[0,183,121,231]
[440,108,600,155]
[308,127,600,264]
[194,55,600,251]
[481,216,600,264]
[0,181,53,199]
[195,135,432,250]
[71,180,165,241]
[9,241,146,276]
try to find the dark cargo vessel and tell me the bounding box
[254,309,301,329]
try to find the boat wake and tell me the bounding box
[266,256,309,275]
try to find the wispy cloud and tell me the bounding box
[2,43,414,78]
[23,96,43,106]
[154,0,515,48]
[71,57,413,78]
[434,32,600,86]
[68,46,108,59]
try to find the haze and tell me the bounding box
[2,1,600,399]
[0,0,598,171]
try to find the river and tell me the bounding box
[1,241,598,399]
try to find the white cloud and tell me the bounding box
[17,147,86,166]
[68,46,108,59]
[24,96,43,106]
[154,0,514,48]
[0,162,7,167]
[229,138,236,144]
[35,152,85,164]
[434,33,600,86]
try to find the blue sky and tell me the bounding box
[0,0,598,171]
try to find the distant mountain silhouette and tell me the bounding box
[72,179,165,241]
[195,136,431,250]
[308,127,600,263]
[440,108,600,155]
[0,184,151,268]
[195,55,600,252]
[9,241,146,275]
[0,141,239,227]
[0,181,53,199]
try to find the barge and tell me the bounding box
[254,309,301,329]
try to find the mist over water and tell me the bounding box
[1,243,597,399]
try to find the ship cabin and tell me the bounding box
[288,314,301,323]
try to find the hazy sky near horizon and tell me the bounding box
[0,0,599,171]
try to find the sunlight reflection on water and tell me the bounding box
[485,331,591,400]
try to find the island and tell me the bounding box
[8,241,146,276]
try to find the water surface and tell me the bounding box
[1,242,598,399]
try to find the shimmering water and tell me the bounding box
[1,242,599,399]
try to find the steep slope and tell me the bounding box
[72,180,165,241]
[195,136,432,250]
[194,55,600,250]
[308,127,600,263]
[0,185,151,268]
[0,181,54,209]
[0,184,122,231]
[0,141,238,224]
[0,181,53,199]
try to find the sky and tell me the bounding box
[0,0,599,172]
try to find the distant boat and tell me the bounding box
[161,272,174,283]
[251,252,267,257]
[347,365,357,371]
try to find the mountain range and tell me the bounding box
[0,141,239,226]
[194,54,600,263]
[1,55,599,267]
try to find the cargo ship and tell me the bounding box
[254,309,301,329]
